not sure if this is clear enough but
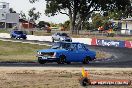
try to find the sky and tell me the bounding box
[0,0,69,23]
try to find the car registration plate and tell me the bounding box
[42,57,47,59]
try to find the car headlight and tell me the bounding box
[60,37,65,40]
[52,52,56,58]
[37,52,41,55]
[17,35,21,36]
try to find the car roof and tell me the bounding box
[55,32,67,34]
[12,30,23,32]
[55,42,83,44]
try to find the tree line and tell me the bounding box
[29,0,131,34]
[10,0,132,34]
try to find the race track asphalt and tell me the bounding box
[88,45,132,67]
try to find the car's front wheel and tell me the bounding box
[11,35,14,39]
[38,58,46,64]
[57,55,66,64]
[83,56,91,64]
[52,38,55,42]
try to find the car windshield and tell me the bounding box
[14,31,23,34]
[60,33,68,37]
[51,42,76,50]
[51,43,61,49]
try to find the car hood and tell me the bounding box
[37,49,67,53]
[16,34,26,36]
[61,36,71,39]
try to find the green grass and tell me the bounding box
[72,33,132,41]
[33,31,52,36]
[0,40,49,62]
[0,29,10,33]
[89,35,132,41]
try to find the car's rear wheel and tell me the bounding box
[15,36,18,39]
[83,56,91,64]
[66,62,71,64]
[57,55,66,64]
[23,37,27,40]
[38,58,46,64]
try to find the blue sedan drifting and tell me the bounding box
[37,42,96,64]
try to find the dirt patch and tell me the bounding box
[96,50,113,60]
[0,67,131,88]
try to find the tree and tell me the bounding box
[63,20,70,31]
[29,0,131,34]
[92,13,103,28]
[124,6,132,18]
[91,13,110,30]
[19,11,26,19]
[37,21,50,28]
[9,8,16,13]
[28,7,41,23]
[108,7,132,20]
[81,20,94,31]
[28,7,41,35]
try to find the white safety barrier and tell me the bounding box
[0,33,92,45]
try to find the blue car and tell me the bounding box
[37,42,96,64]
[10,30,27,39]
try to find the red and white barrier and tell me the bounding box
[125,41,132,48]
[91,38,132,48]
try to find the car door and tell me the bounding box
[13,31,17,37]
[67,43,80,62]
[76,44,88,62]
[55,33,60,41]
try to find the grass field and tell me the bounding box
[86,35,132,41]
[0,29,10,33]
[0,67,131,88]
[0,40,49,62]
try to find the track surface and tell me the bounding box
[0,38,132,68]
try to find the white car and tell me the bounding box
[52,33,72,42]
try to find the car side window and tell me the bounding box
[70,44,77,51]
[57,33,60,36]
[77,44,86,51]
[56,33,58,35]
